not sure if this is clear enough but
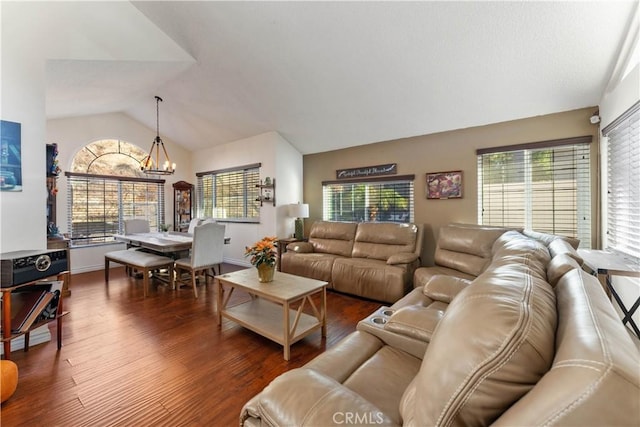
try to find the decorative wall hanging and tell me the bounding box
[0,120,22,192]
[336,163,397,179]
[426,170,463,199]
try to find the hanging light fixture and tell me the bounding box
[141,95,176,175]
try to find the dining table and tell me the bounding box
[113,231,230,256]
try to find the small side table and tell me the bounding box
[578,249,640,338]
[276,237,303,271]
[47,237,71,297]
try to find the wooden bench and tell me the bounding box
[105,250,174,297]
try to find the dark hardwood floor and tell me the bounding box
[0,265,380,426]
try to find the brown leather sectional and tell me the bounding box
[241,225,640,426]
[280,221,423,303]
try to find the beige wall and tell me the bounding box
[303,107,600,265]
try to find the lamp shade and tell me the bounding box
[289,203,309,218]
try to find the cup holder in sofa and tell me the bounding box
[371,316,387,325]
[363,306,395,328]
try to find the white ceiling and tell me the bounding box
[40,1,637,155]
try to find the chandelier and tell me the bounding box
[140,95,176,175]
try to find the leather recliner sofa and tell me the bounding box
[241,228,640,426]
[280,221,424,303]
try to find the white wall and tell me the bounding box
[0,6,49,253]
[0,0,193,255]
[191,131,303,266]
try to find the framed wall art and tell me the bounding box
[1,120,22,192]
[426,170,462,199]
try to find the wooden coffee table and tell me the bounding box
[216,269,328,360]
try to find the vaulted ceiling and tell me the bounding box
[38,1,637,154]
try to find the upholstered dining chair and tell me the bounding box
[123,219,151,275]
[123,219,150,235]
[174,222,226,298]
[187,218,201,234]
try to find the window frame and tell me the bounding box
[603,101,640,259]
[66,172,165,247]
[195,163,261,223]
[322,174,415,224]
[477,136,592,246]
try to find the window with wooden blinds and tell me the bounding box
[477,136,592,246]
[604,101,640,258]
[196,163,260,222]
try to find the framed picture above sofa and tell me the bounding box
[426,170,462,199]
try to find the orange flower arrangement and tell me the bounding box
[244,236,278,267]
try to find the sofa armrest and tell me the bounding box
[287,241,314,253]
[240,368,397,427]
[422,274,473,303]
[387,252,420,265]
[385,305,444,343]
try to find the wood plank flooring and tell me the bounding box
[0,265,380,426]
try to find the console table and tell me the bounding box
[578,249,640,338]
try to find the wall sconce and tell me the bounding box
[289,203,309,240]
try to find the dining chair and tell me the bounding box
[187,218,201,234]
[123,219,151,275]
[174,222,226,298]
[123,219,150,235]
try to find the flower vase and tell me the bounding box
[257,263,275,283]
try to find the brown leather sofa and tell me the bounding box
[280,221,424,303]
[241,228,640,426]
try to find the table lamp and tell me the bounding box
[289,203,309,240]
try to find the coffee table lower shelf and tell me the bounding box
[221,298,322,359]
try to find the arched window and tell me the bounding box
[66,139,166,246]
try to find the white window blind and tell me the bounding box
[66,172,165,246]
[322,175,415,223]
[604,101,640,258]
[477,137,592,246]
[196,163,260,222]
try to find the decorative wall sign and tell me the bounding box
[337,163,397,179]
[426,170,463,199]
[0,120,22,192]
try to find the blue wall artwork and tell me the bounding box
[0,120,22,192]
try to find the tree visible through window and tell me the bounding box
[323,176,415,223]
[66,139,165,246]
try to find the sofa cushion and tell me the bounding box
[422,274,472,303]
[546,253,581,287]
[241,368,397,427]
[280,252,340,283]
[308,221,357,257]
[413,265,476,289]
[305,331,384,383]
[402,253,557,426]
[548,238,583,265]
[438,224,510,259]
[343,346,422,425]
[523,228,581,250]
[352,223,419,261]
[287,241,314,253]
[387,252,419,265]
[433,224,513,277]
[332,257,409,303]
